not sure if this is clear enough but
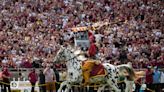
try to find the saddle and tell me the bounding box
[81,59,107,85]
[82,59,106,77]
[90,63,106,77]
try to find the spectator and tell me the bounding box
[60,69,67,82]
[0,1,163,92]
[2,66,11,92]
[134,79,141,92]
[0,68,3,92]
[0,0,163,70]
[18,72,24,81]
[153,67,161,83]
[160,71,164,91]
[28,69,38,92]
[39,69,46,92]
[43,63,56,92]
[153,66,161,92]
[145,66,153,90]
[53,67,60,92]
[160,71,164,83]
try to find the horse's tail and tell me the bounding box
[127,67,136,81]
[118,64,136,81]
[134,71,145,81]
[126,67,145,81]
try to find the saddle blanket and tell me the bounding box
[90,64,106,77]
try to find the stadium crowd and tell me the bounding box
[0,0,163,69]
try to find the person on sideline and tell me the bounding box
[153,66,161,92]
[145,66,153,90]
[53,67,60,92]
[28,69,38,92]
[0,68,3,92]
[2,66,11,92]
[39,69,46,92]
[43,63,56,92]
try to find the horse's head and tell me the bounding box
[54,46,67,63]
[117,62,135,81]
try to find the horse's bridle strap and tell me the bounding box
[65,54,80,61]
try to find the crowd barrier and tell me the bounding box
[0,68,163,92]
[0,79,156,92]
[0,81,127,92]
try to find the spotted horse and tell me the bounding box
[54,46,144,92]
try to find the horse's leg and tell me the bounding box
[106,78,121,92]
[124,80,133,92]
[64,88,69,92]
[97,85,106,92]
[58,81,68,92]
[64,82,72,92]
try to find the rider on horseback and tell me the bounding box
[82,39,100,85]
